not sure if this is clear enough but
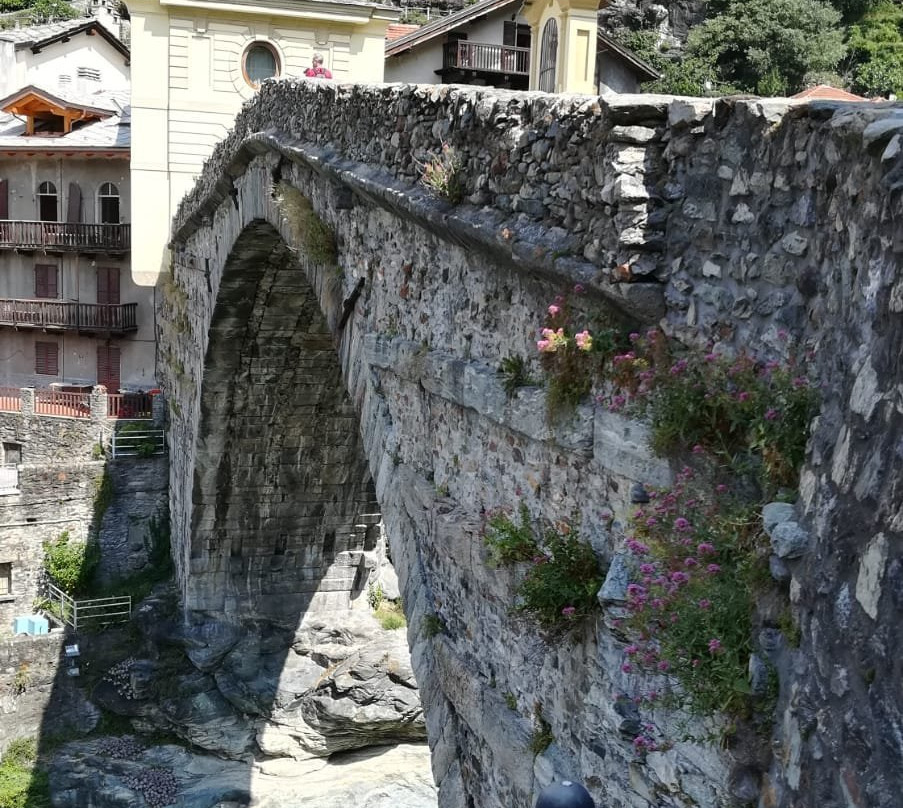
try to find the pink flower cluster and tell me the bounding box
[619,468,732,687]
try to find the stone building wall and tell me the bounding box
[165,83,903,808]
[0,408,169,627]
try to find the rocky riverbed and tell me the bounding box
[50,739,437,808]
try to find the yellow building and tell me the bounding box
[129,0,399,285]
[523,0,605,94]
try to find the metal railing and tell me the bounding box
[34,388,91,418]
[46,582,132,631]
[0,299,138,333]
[442,41,530,75]
[0,465,18,493]
[112,425,166,458]
[108,392,154,419]
[0,387,21,412]
[0,221,130,252]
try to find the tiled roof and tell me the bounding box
[791,85,867,102]
[0,16,92,46]
[386,23,421,41]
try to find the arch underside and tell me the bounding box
[187,220,379,625]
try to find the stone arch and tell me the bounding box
[185,219,380,625]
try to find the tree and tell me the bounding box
[686,0,846,94]
[27,0,78,23]
[845,1,903,96]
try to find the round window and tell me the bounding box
[243,42,280,87]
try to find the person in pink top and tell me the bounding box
[305,53,333,79]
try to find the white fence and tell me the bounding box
[46,582,132,631]
[111,425,167,458]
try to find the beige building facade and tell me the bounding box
[0,21,155,392]
[129,0,399,286]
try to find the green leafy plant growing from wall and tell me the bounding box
[529,705,554,754]
[620,470,774,720]
[421,614,446,638]
[42,530,98,597]
[275,182,338,265]
[498,355,537,398]
[418,144,464,203]
[604,329,818,495]
[484,507,604,630]
[483,503,537,565]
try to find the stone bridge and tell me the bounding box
[160,82,903,808]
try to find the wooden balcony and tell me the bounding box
[0,299,138,334]
[442,41,530,77]
[0,220,130,253]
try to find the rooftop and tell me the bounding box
[0,86,129,151]
[0,17,130,61]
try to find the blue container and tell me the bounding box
[12,614,49,635]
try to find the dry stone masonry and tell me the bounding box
[162,82,903,808]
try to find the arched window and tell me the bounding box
[242,42,280,87]
[538,19,558,93]
[37,181,58,222]
[98,182,120,224]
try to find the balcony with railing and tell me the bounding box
[0,221,130,253]
[0,299,137,334]
[441,41,530,77]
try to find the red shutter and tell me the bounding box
[66,182,82,223]
[34,264,58,299]
[97,267,120,304]
[97,344,120,391]
[0,179,8,219]
[35,342,59,376]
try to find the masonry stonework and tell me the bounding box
[163,82,903,808]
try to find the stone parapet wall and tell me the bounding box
[166,84,903,808]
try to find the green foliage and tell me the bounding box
[419,144,464,203]
[503,691,518,711]
[375,600,406,630]
[516,525,603,629]
[483,503,537,565]
[846,1,903,95]
[528,707,554,754]
[275,183,338,265]
[367,582,385,611]
[686,0,847,94]
[92,467,113,531]
[421,614,446,638]
[26,0,77,23]
[42,530,97,596]
[11,665,29,696]
[498,355,536,398]
[606,331,819,495]
[0,738,50,808]
[646,56,741,96]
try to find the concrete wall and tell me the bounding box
[164,83,903,808]
[128,0,397,287]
